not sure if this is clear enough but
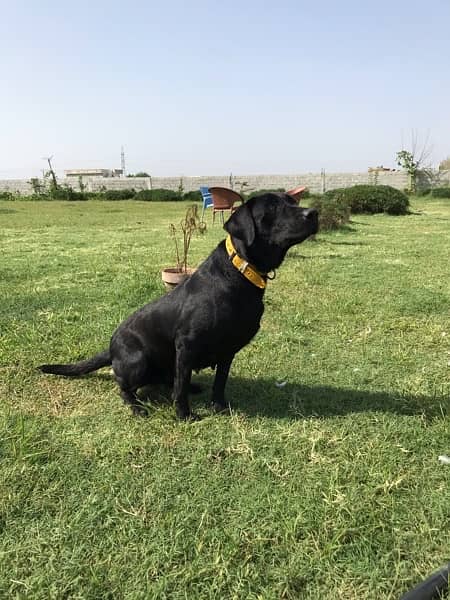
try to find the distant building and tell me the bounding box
[368,166,396,172]
[439,157,450,171]
[64,168,123,178]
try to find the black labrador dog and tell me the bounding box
[39,193,318,419]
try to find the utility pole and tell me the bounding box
[320,168,326,194]
[43,155,58,189]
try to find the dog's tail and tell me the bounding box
[38,349,111,377]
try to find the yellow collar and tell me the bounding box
[225,235,267,289]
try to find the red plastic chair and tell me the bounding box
[287,185,307,204]
[209,187,244,224]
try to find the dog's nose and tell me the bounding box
[303,208,318,220]
[303,208,318,233]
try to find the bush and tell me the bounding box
[133,190,153,201]
[182,191,202,203]
[431,187,450,198]
[417,188,432,196]
[0,191,16,201]
[102,189,136,200]
[49,187,89,201]
[324,185,409,215]
[149,188,181,202]
[245,188,285,200]
[132,188,182,202]
[308,194,351,231]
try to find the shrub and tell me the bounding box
[0,191,16,201]
[378,187,410,215]
[102,189,136,200]
[245,188,285,200]
[182,191,202,203]
[308,194,351,231]
[134,190,153,201]
[324,185,409,215]
[149,188,181,202]
[49,187,89,201]
[132,188,181,202]
[431,187,450,198]
[83,192,104,200]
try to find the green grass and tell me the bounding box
[1,198,450,599]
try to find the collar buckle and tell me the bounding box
[238,261,249,273]
[225,235,267,290]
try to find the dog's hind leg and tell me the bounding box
[119,387,148,416]
[112,352,152,416]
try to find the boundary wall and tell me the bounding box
[2,170,448,196]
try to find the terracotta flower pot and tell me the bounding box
[161,267,196,291]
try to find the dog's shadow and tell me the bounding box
[218,377,448,420]
[128,373,449,421]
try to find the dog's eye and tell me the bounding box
[261,204,276,225]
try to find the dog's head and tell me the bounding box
[224,193,318,272]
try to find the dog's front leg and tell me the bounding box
[173,342,196,420]
[211,355,234,413]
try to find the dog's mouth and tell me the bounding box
[303,208,319,235]
[290,208,318,244]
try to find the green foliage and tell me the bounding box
[396,149,419,193]
[182,190,202,203]
[127,172,150,177]
[13,186,208,202]
[29,177,46,196]
[48,187,89,201]
[431,186,450,198]
[0,191,16,201]
[78,175,86,192]
[245,188,285,200]
[308,194,351,231]
[133,189,153,201]
[132,188,181,202]
[325,185,410,215]
[396,150,419,175]
[28,168,90,201]
[102,189,136,200]
[177,178,184,199]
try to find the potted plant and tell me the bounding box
[162,204,206,290]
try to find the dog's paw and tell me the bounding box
[131,403,149,417]
[183,412,202,422]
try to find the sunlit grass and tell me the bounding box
[1,197,450,598]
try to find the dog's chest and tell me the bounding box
[193,299,264,369]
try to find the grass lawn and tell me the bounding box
[1,197,450,599]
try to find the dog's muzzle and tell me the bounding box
[303,208,319,234]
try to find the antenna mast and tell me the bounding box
[121,146,126,177]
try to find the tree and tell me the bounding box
[396,130,433,193]
[43,155,58,191]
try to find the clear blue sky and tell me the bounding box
[1,0,449,178]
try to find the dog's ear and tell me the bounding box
[224,202,255,247]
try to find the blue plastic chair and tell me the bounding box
[200,187,213,219]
